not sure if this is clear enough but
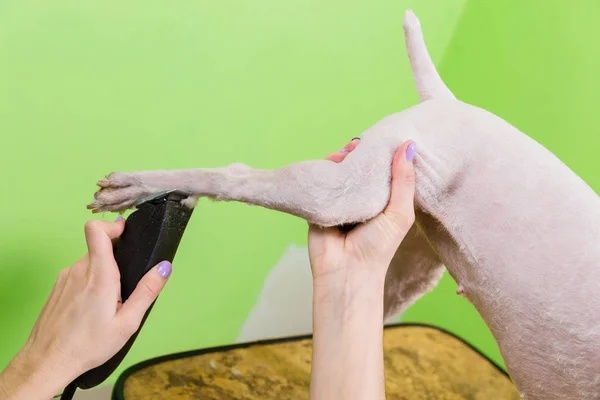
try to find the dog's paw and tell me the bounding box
[87,172,153,213]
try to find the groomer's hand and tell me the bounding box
[308,138,416,400]
[308,138,417,287]
[0,219,172,400]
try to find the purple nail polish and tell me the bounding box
[157,261,172,278]
[339,149,349,153]
[406,142,417,161]
[116,216,124,221]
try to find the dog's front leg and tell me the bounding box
[88,144,396,227]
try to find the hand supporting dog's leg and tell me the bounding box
[88,145,397,227]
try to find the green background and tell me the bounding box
[1,0,599,387]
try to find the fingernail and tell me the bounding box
[157,261,172,279]
[406,142,417,161]
[115,216,124,221]
[351,137,361,141]
[339,149,349,153]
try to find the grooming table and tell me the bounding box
[112,323,520,399]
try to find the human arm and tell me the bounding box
[309,139,417,400]
[310,269,388,400]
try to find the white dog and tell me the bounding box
[88,10,600,400]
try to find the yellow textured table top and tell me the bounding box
[114,324,519,399]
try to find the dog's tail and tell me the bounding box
[403,10,455,102]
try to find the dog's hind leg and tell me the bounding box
[88,9,448,229]
[88,139,404,227]
[383,219,445,319]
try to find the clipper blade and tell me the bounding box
[135,190,193,208]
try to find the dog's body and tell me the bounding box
[89,11,600,399]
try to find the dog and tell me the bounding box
[87,10,600,400]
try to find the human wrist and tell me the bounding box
[312,264,387,307]
[0,346,74,399]
[312,267,386,338]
